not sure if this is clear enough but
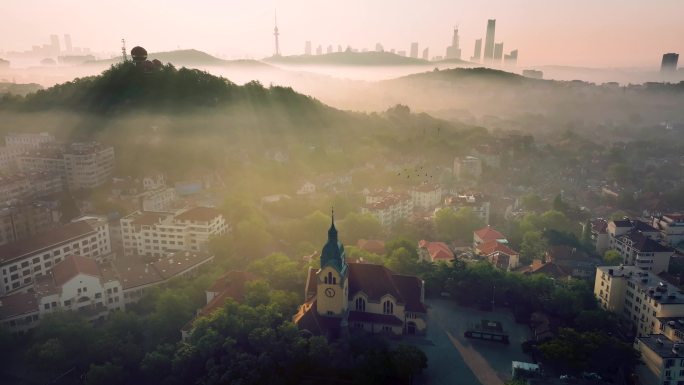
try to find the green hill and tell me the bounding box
[88,49,271,69]
[265,51,429,66]
[3,62,329,116]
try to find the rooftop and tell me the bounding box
[175,207,222,222]
[474,226,506,242]
[0,221,95,264]
[0,291,39,319]
[598,265,684,305]
[638,334,684,359]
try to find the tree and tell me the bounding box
[247,253,302,291]
[520,231,548,264]
[386,247,420,275]
[603,250,622,265]
[339,212,383,244]
[86,362,126,385]
[520,193,547,212]
[391,344,427,385]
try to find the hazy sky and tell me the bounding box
[1,0,683,67]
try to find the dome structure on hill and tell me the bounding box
[131,46,148,63]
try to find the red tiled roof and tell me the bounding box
[292,298,343,336]
[175,207,222,222]
[474,226,506,242]
[0,291,39,319]
[0,221,95,264]
[419,240,454,261]
[52,255,101,287]
[477,240,518,256]
[528,261,570,279]
[195,271,256,319]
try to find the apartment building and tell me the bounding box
[453,156,482,181]
[0,202,56,246]
[121,207,229,257]
[409,184,442,210]
[607,218,673,273]
[444,193,491,225]
[653,214,684,247]
[0,172,63,203]
[635,335,684,385]
[141,187,178,212]
[589,218,610,255]
[594,266,684,337]
[0,146,24,170]
[5,132,55,149]
[361,193,413,227]
[0,251,213,334]
[0,216,111,295]
[19,142,115,190]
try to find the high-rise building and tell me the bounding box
[316,45,322,55]
[410,42,419,58]
[661,53,679,72]
[50,34,60,56]
[483,19,496,64]
[493,42,504,63]
[422,47,429,60]
[375,43,384,52]
[63,34,72,53]
[305,41,312,55]
[504,49,518,66]
[327,45,332,54]
[471,39,482,62]
[445,28,462,60]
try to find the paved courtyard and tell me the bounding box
[411,298,534,385]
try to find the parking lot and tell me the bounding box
[412,298,534,385]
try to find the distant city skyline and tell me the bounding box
[1,0,683,67]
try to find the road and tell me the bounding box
[411,298,533,385]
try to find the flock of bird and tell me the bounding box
[396,165,435,182]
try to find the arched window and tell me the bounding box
[324,275,328,284]
[383,300,394,315]
[355,297,366,311]
[332,276,336,284]
[327,272,333,284]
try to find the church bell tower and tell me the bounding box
[316,211,349,317]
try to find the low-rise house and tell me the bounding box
[296,181,316,195]
[473,226,507,248]
[589,218,610,255]
[417,240,454,263]
[141,187,178,212]
[476,240,520,270]
[545,245,599,279]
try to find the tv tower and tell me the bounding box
[273,11,281,57]
[121,39,128,62]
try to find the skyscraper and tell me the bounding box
[327,45,333,54]
[410,42,419,58]
[422,47,429,60]
[375,43,384,52]
[504,49,518,66]
[316,45,322,55]
[483,19,496,64]
[493,42,504,63]
[63,34,72,53]
[50,34,60,56]
[445,28,461,60]
[471,39,482,62]
[661,53,679,72]
[305,41,312,55]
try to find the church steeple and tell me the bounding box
[320,208,347,274]
[328,208,338,243]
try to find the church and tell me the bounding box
[293,216,427,338]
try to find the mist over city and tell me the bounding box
[0,1,683,385]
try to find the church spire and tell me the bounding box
[328,207,338,243]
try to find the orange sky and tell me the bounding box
[1,0,682,67]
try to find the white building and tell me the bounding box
[5,132,55,149]
[0,146,24,170]
[653,214,684,247]
[361,193,413,227]
[296,181,316,195]
[409,184,442,210]
[453,156,482,181]
[141,187,178,212]
[445,193,491,225]
[19,142,114,190]
[142,174,166,191]
[0,216,111,295]
[0,251,213,334]
[606,219,674,274]
[0,172,63,203]
[594,266,684,337]
[121,207,229,257]
[635,334,684,385]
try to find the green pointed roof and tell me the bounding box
[320,211,347,275]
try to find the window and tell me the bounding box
[383,300,394,315]
[382,326,393,333]
[64,300,71,306]
[355,297,366,312]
